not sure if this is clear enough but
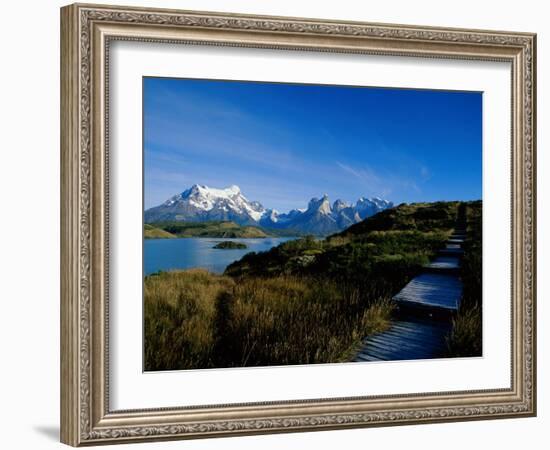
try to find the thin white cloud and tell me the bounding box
[336,161,381,185]
[336,161,361,179]
[336,159,426,199]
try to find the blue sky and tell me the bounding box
[144,77,482,211]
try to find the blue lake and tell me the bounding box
[144,237,296,275]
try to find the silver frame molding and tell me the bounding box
[60,3,536,446]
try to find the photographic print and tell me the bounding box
[143,77,482,372]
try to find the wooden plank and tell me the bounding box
[384,333,446,351]
[388,323,450,339]
[388,320,450,336]
[398,291,462,304]
[424,256,461,270]
[447,238,464,244]
[382,327,448,345]
[365,334,428,354]
[393,319,451,331]
[445,243,461,249]
[366,335,437,356]
[382,328,434,342]
[443,244,464,249]
[361,339,407,356]
[362,345,427,361]
[359,344,438,361]
[395,296,459,312]
[355,339,442,362]
[354,318,450,362]
[396,285,462,296]
[380,330,447,351]
[437,248,464,257]
[393,273,462,311]
[396,288,461,300]
[367,333,432,351]
[394,275,462,297]
[424,267,460,275]
[354,353,383,362]
[395,292,459,304]
[357,346,396,361]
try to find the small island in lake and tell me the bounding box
[213,241,248,250]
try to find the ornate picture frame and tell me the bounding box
[60,3,536,446]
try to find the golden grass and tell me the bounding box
[144,271,396,370]
[144,224,176,239]
[144,269,234,371]
[446,305,482,357]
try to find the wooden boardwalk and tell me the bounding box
[393,272,462,312]
[425,255,461,271]
[354,318,451,362]
[352,226,466,363]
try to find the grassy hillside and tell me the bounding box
[339,201,460,234]
[225,201,459,281]
[145,220,268,238]
[144,201,482,371]
[144,224,176,239]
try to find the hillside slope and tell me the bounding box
[225,201,462,280]
[145,221,268,238]
[144,224,176,239]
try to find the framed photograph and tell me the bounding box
[60,3,536,446]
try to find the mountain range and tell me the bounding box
[144,184,393,235]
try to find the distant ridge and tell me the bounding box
[144,184,393,235]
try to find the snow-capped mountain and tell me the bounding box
[259,193,393,235]
[144,184,266,225]
[261,195,341,235]
[145,184,393,235]
[356,196,392,219]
